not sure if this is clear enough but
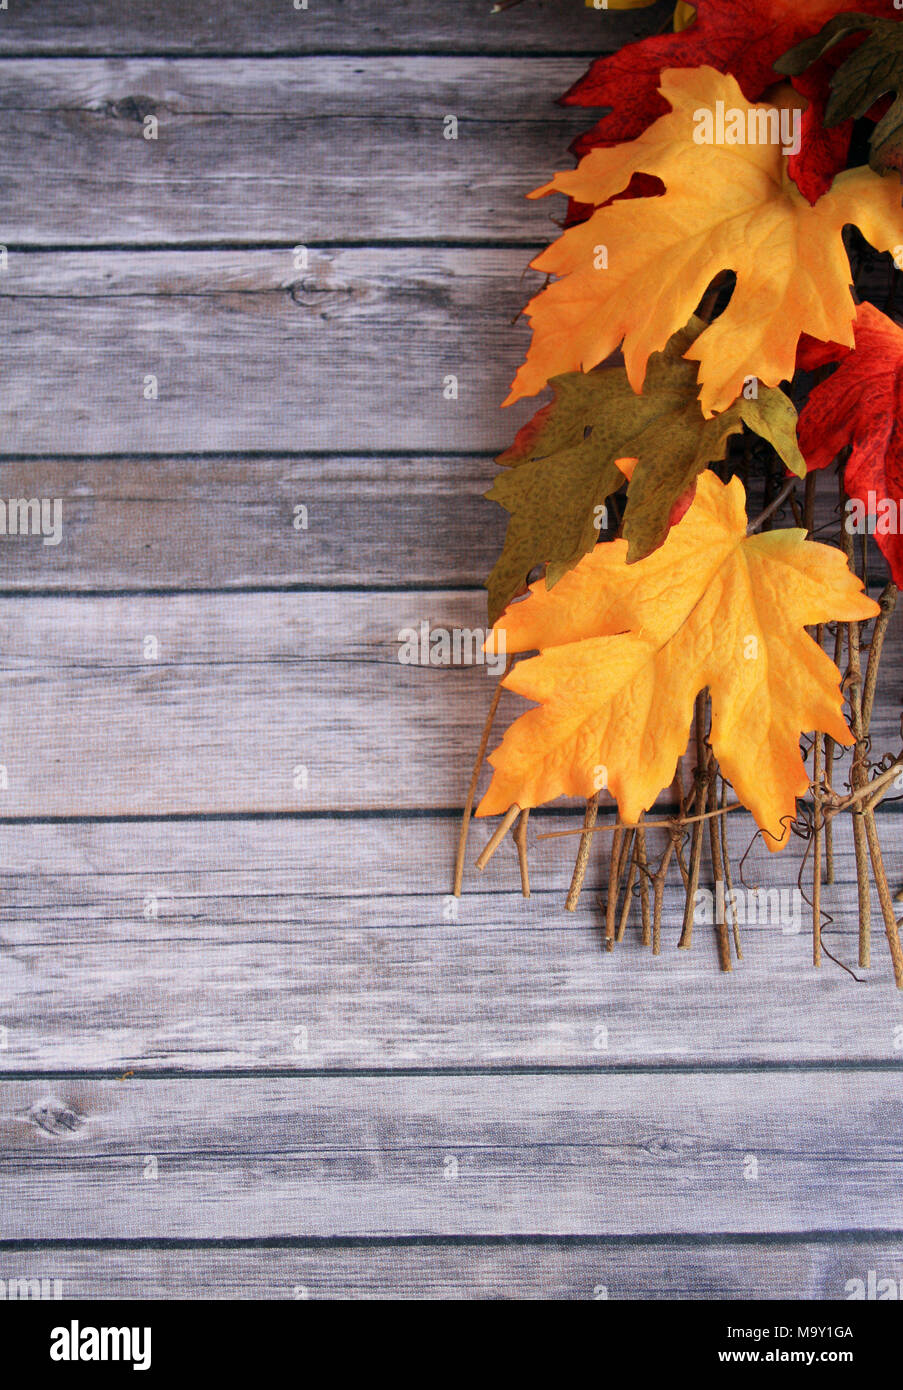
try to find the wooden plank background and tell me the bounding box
[1,0,902,1300]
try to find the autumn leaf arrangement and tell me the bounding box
[454,0,903,989]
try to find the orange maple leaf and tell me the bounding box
[506,66,903,417]
[477,471,878,849]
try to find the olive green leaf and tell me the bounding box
[486,318,804,624]
[775,12,903,177]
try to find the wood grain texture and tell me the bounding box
[0,0,670,55]
[0,810,890,937]
[0,58,592,243]
[1,1073,902,1239]
[0,588,894,814]
[1,816,902,1072]
[0,249,541,453]
[5,1240,901,1300]
[0,589,502,814]
[0,456,504,591]
[2,249,897,460]
[4,0,903,1302]
[0,456,871,593]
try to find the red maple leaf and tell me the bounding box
[797,302,903,584]
[563,0,890,205]
[786,57,853,204]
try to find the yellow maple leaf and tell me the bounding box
[506,66,903,417]
[477,471,878,849]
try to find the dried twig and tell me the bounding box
[816,758,903,821]
[675,839,691,892]
[514,808,530,898]
[475,803,521,872]
[566,792,600,911]
[746,476,798,534]
[537,801,742,839]
[863,811,903,990]
[719,777,741,960]
[605,819,625,952]
[652,836,678,956]
[636,816,652,947]
[862,583,898,733]
[707,766,731,972]
[803,471,817,536]
[453,656,513,894]
[813,728,824,969]
[679,694,710,949]
[616,834,640,942]
[841,522,872,967]
[824,622,843,884]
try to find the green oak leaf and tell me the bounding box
[486,318,804,624]
[775,12,903,177]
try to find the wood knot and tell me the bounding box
[288,278,358,312]
[103,96,159,123]
[25,1095,85,1138]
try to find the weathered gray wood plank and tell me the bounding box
[0,250,540,453]
[0,589,509,813]
[0,0,670,56]
[0,58,591,243]
[1,816,902,1071]
[2,250,897,464]
[0,455,875,592]
[0,55,604,117]
[3,905,902,1070]
[0,812,883,938]
[5,1240,899,1300]
[1,1073,902,1238]
[0,456,504,591]
[0,589,896,814]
